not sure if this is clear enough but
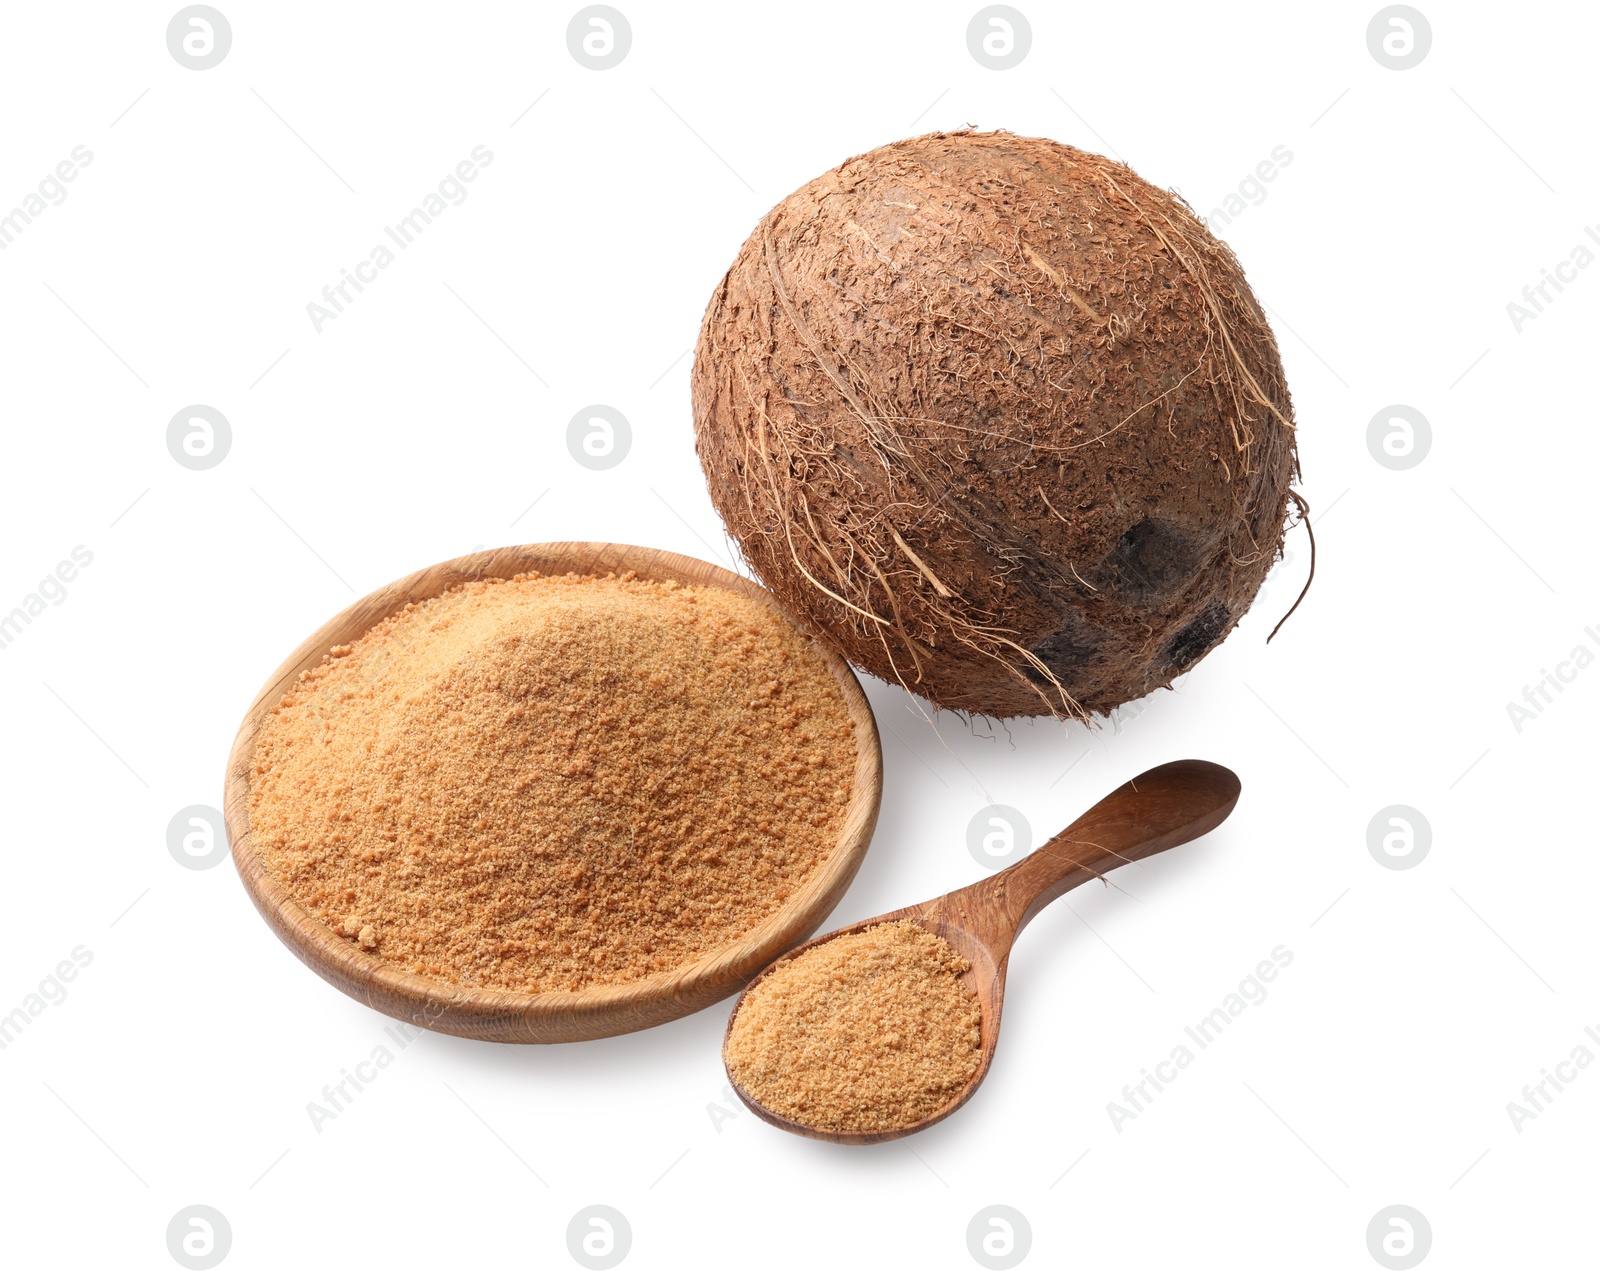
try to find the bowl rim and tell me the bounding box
[222,541,882,1043]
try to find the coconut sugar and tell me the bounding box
[725,920,981,1132]
[247,571,857,994]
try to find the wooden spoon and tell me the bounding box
[722,758,1241,1142]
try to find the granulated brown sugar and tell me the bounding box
[247,571,857,994]
[725,920,981,1132]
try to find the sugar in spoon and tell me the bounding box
[723,759,1241,1142]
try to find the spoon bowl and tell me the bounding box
[722,759,1241,1142]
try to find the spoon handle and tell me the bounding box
[988,759,1241,938]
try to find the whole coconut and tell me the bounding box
[693,131,1298,719]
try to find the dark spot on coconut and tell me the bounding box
[1165,602,1230,671]
[1107,518,1205,596]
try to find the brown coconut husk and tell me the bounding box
[692,130,1299,720]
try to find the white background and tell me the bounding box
[1,1,1594,1272]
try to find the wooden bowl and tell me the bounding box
[223,542,882,1043]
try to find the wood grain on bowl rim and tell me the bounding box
[222,542,883,1043]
